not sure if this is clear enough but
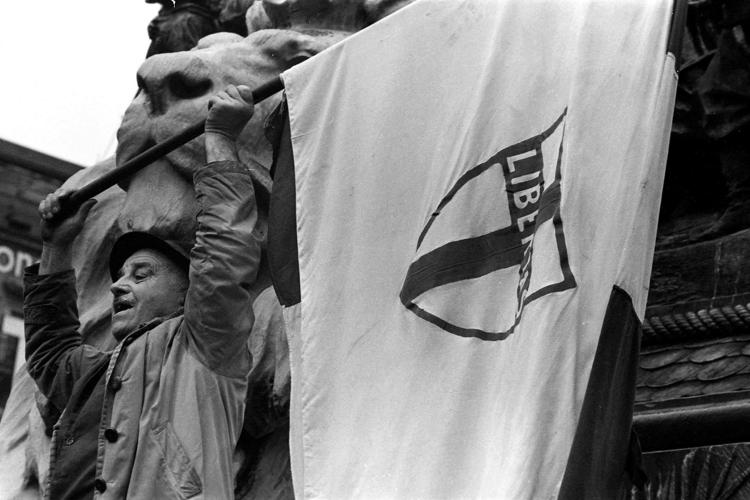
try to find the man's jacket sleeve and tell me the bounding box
[23,265,109,415]
[183,160,260,378]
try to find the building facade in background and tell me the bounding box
[0,139,81,417]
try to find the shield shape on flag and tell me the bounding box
[399,109,576,341]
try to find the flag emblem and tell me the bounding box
[400,110,576,341]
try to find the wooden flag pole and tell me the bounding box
[57,76,284,219]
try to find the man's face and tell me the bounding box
[110,248,188,341]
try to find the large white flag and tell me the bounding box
[272,0,679,497]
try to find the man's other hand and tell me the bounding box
[39,189,97,248]
[205,84,255,141]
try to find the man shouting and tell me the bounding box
[24,84,259,499]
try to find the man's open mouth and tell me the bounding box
[113,299,134,314]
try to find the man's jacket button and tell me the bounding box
[104,428,119,442]
[94,478,107,492]
[109,377,122,391]
[64,437,74,446]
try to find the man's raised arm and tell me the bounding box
[182,84,261,377]
[24,193,105,414]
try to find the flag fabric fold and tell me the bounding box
[275,0,678,497]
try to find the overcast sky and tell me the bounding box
[0,2,159,167]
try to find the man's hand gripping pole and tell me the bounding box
[53,76,284,221]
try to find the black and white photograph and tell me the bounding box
[1,1,750,498]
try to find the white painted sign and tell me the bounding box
[0,245,36,278]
